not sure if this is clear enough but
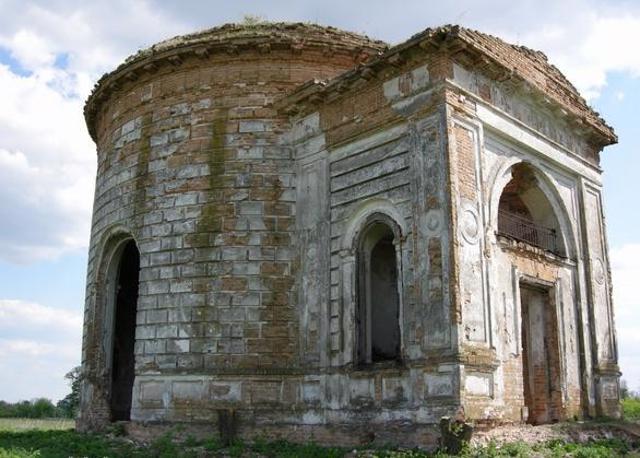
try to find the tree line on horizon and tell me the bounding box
[0,366,80,419]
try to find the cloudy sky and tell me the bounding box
[1,0,639,402]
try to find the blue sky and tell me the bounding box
[1,0,639,402]
[599,71,640,245]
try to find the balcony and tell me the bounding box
[497,210,559,255]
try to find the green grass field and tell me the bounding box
[0,419,74,433]
[624,397,640,421]
[0,416,638,457]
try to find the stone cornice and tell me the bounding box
[276,25,616,149]
[84,22,388,142]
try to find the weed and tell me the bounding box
[0,447,41,458]
[149,431,179,458]
[108,422,126,437]
[0,418,637,457]
[227,438,245,457]
[202,437,222,451]
[623,398,640,421]
[182,434,199,447]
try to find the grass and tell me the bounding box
[0,419,74,432]
[0,418,638,457]
[623,397,640,421]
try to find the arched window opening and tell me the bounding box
[356,220,401,365]
[109,239,140,421]
[497,163,565,256]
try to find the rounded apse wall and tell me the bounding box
[79,22,387,430]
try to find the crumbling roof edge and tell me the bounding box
[83,22,388,142]
[277,25,616,147]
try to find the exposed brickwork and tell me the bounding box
[79,21,620,444]
[453,27,614,146]
[452,124,477,201]
[80,23,389,431]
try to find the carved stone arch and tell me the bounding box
[488,159,577,259]
[353,212,403,251]
[341,198,407,253]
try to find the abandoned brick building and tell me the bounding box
[79,22,621,444]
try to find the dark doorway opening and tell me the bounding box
[110,240,140,421]
[357,221,401,365]
[520,283,562,424]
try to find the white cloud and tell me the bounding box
[0,59,95,263]
[0,299,82,331]
[0,0,187,264]
[610,244,640,392]
[0,338,80,401]
[5,29,56,70]
[0,0,638,264]
[0,0,638,401]
[0,299,82,402]
[511,10,640,100]
[0,339,56,357]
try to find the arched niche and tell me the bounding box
[494,162,572,258]
[354,213,403,366]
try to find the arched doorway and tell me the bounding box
[356,219,401,365]
[108,239,140,421]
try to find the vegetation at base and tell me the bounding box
[623,397,640,421]
[621,378,640,422]
[0,419,638,458]
[0,429,147,458]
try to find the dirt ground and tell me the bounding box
[471,420,640,447]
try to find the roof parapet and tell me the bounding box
[277,25,616,148]
[84,22,388,142]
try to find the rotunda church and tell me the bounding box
[79,22,620,445]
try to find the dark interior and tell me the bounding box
[110,240,140,421]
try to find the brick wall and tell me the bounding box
[79,25,386,429]
[78,22,619,439]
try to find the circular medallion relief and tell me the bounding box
[460,207,480,244]
[424,209,443,234]
[593,258,605,285]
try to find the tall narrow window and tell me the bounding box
[109,239,140,421]
[356,220,401,365]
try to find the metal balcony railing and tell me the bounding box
[497,210,559,254]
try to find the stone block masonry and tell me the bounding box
[78,22,621,446]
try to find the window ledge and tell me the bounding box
[351,359,407,377]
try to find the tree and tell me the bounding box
[57,366,82,418]
[621,379,630,400]
[31,398,56,418]
[0,400,20,418]
[14,401,32,418]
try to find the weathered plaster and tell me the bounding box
[79,22,621,444]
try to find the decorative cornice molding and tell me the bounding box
[276,25,616,149]
[83,22,388,142]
